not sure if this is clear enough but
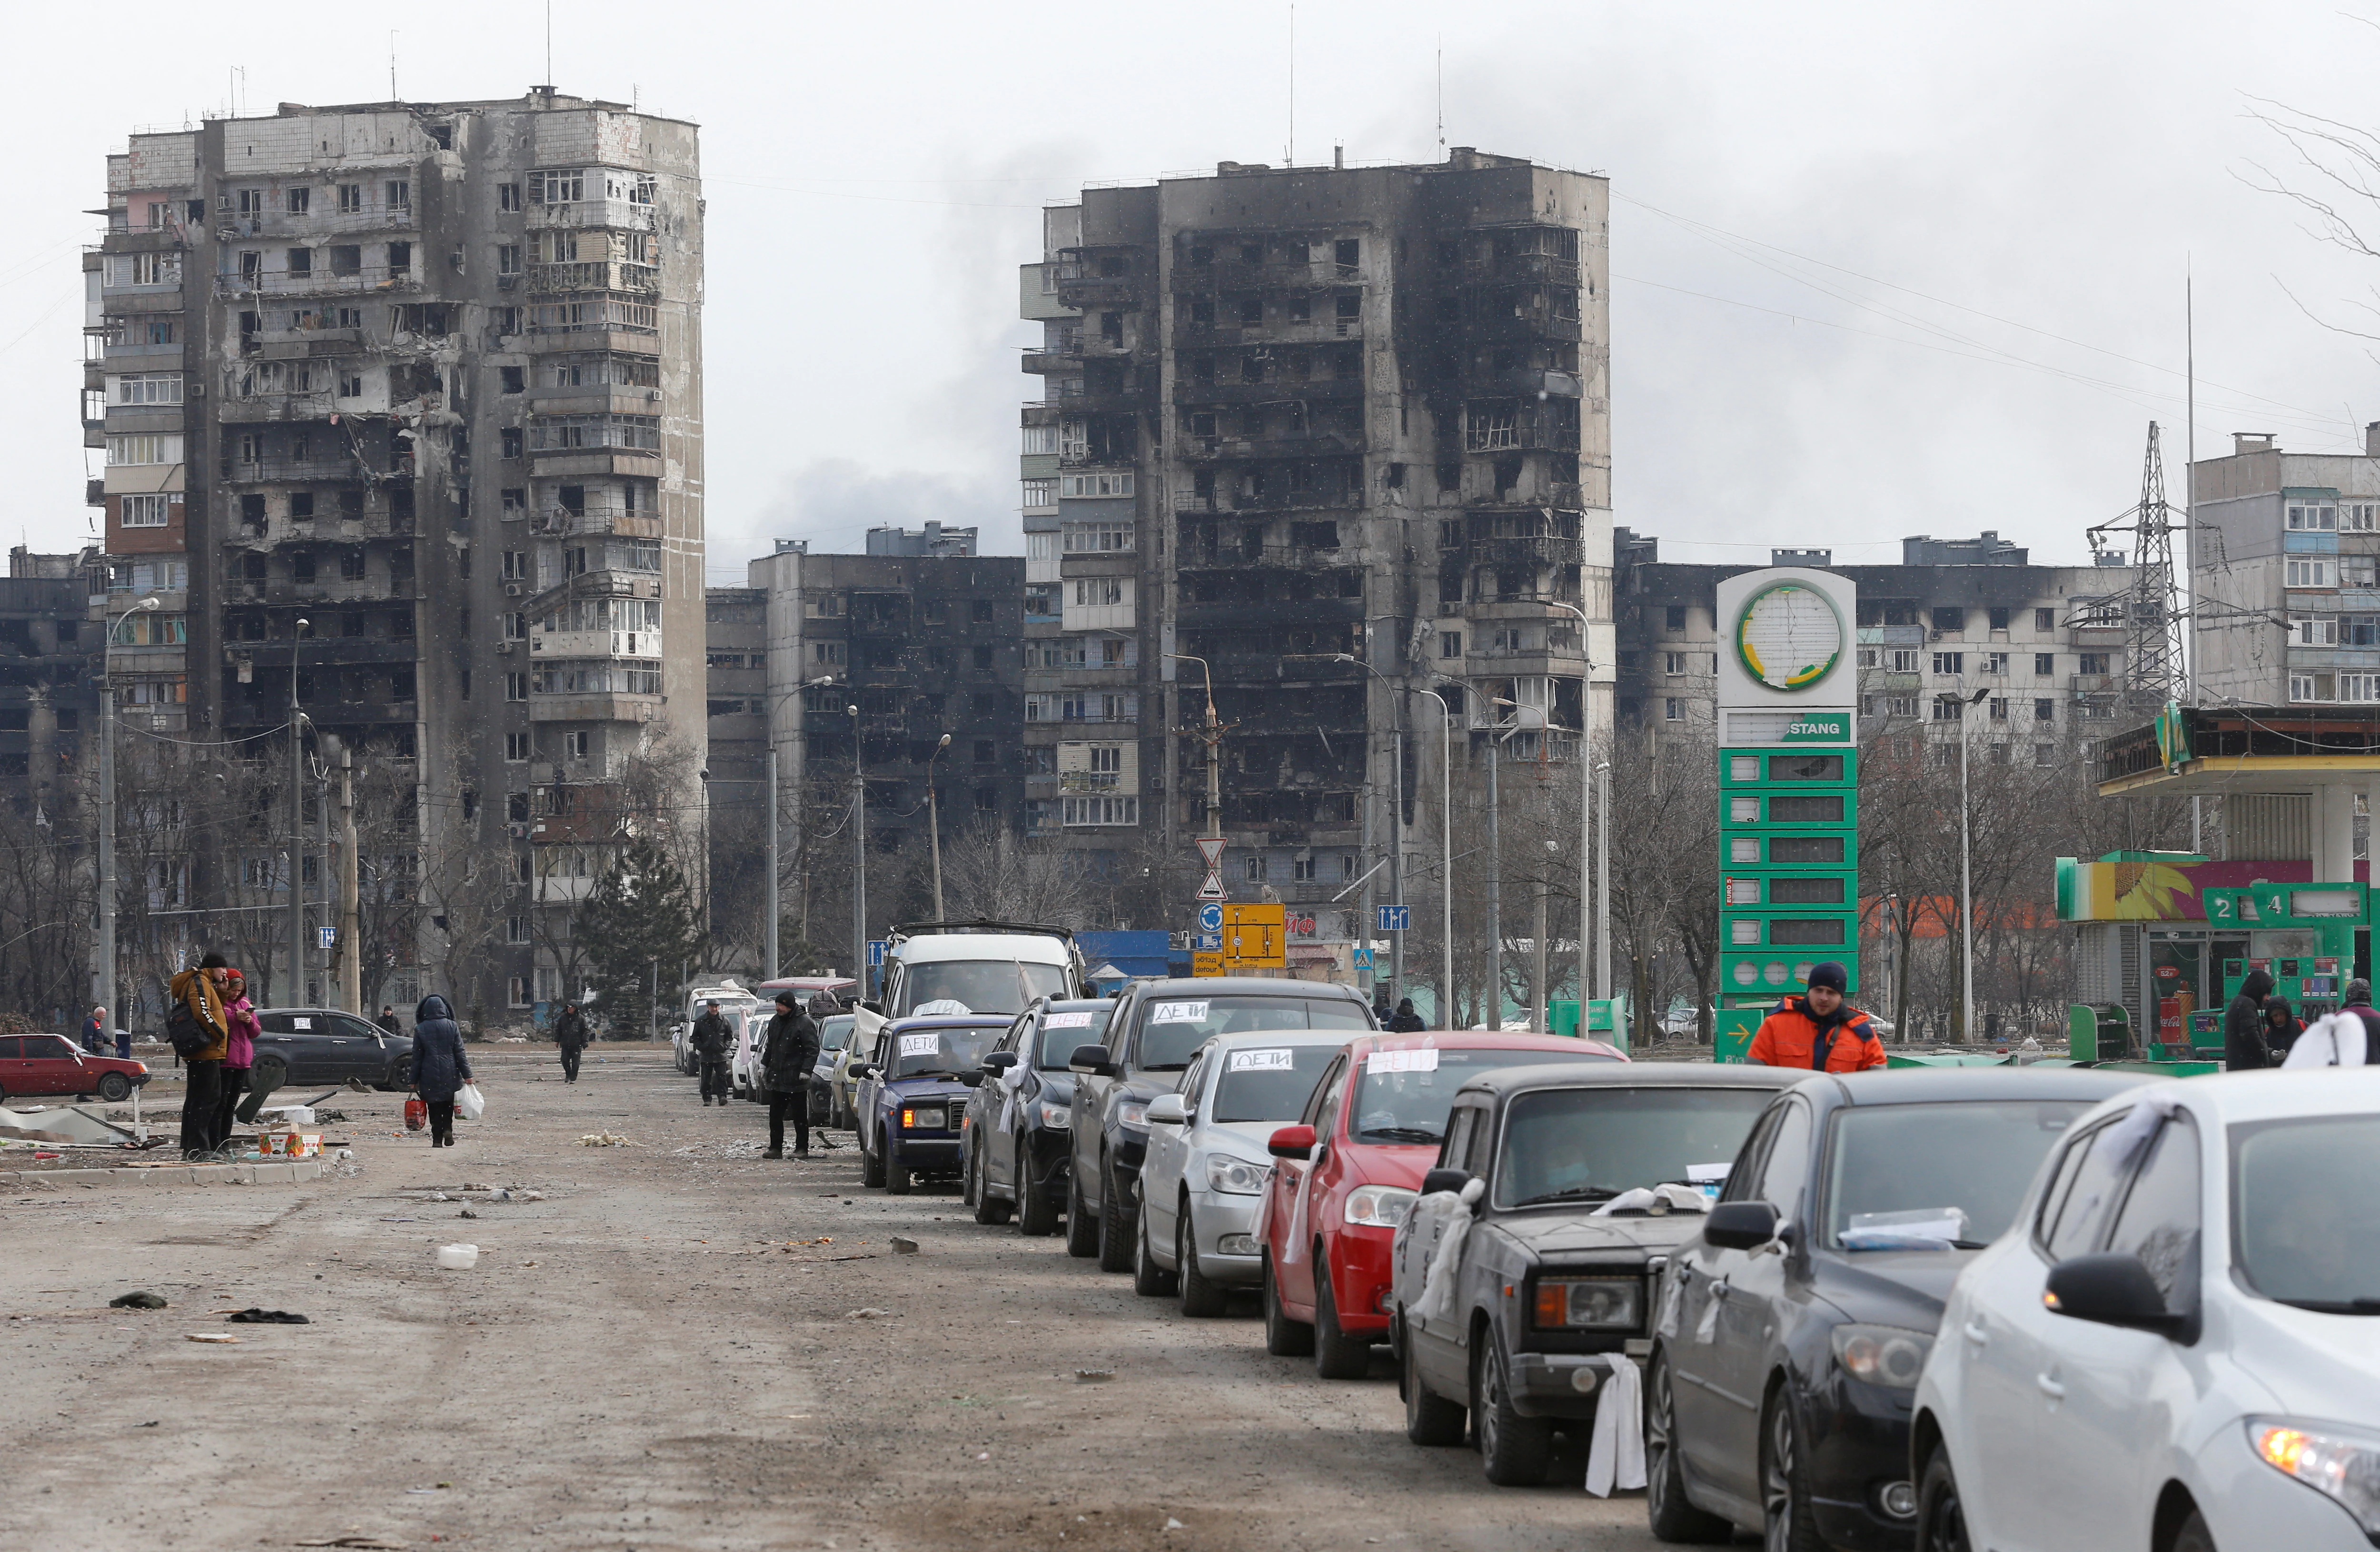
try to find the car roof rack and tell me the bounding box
[888,919,1075,943]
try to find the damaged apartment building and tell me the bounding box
[1019,149,1613,949]
[90,89,704,1014]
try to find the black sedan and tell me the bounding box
[254,1007,415,1090]
[1648,1066,2146,1552]
[959,998,1109,1235]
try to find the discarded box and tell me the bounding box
[260,1131,323,1158]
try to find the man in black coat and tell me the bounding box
[691,1001,735,1106]
[759,991,822,1159]
[2224,966,2276,1071]
[552,1001,592,1083]
[375,1006,403,1036]
[1386,996,1427,1033]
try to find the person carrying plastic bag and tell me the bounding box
[411,995,475,1147]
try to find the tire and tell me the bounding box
[1403,1323,1468,1445]
[1473,1341,1555,1486]
[1095,1157,1135,1273]
[861,1133,887,1189]
[2172,1509,2217,1552]
[1177,1203,1228,1317]
[381,1056,412,1091]
[97,1073,132,1103]
[960,1141,979,1208]
[1262,1252,1315,1356]
[1647,1351,1734,1543]
[1017,1142,1060,1238]
[1133,1205,1179,1296]
[1313,1256,1371,1379]
[1064,1162,1100,1258]
[972,1147,1012,1225]
[885,1145,912,1196]
[1914,1444,1973,1552]
[1761,1392,1824,1552]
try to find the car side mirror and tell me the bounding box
[1703,1200,1781,1251]
[982,1050,1019,1072]
[1069,1044,1118,1076]
[2045,1253,2184,1334]
[1421,1167,1473,1197]
[1268,1124,1317,1161]
[957,1070,985,1088]
[1146,1093,1189,1125]
[861,1000,883,1015]
[849,1063,873,1079]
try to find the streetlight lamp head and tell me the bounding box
[135,596,159,611]
[295,617,311,633]
[846,705,858,716]
[937,733,952,747]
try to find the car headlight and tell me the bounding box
[1343,1184,1418,1229]
[900,1106,947,1131]
[1830,1323,1934,1389]
[1118,1100,1148,1130]
[1038,1099,1071,1128]
[1206,1154,1269,1195]
[1532,1275,1643,1331]
[2252,1419,2380,1535]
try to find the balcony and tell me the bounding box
[1021,341,1085,375]
[216,208,418,239]
[1173,317,1365,349]
[527,261,660,296]
[2071,673,2115,695]
[526,448,662,479]
[1173,376,1364,407]
[250,327,363,360]
[527,508,663,539]
[218,391,340,424]
[1176,258,1350,292]
[1172,487,1359,516]
[221,458,365,485]
[1058,770,1126,792]
[214,266,419,299]
[1177,430,1364,462]
[1469,534,1585,568]
[530,692,664,724]
[526,199,658,232]
[1462,254,1583,288]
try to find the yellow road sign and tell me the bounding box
[1192,952,1225,977]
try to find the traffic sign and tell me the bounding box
[1197,902,1223,933]
[317,925,337,950]
[1376,905,1410,933]
[1221,903,1286,968]
[1192,951,1225,977]
[1196,871,1229,902]
[1195,836,1227,870]
[1352,947,1375,970]
[867,939,888,968]
[1194,932,1222,952]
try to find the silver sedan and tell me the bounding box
[1132,1029,1356,1317]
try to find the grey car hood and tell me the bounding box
[1490,1208,1714,1258]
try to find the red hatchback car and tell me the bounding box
[0,1033,150,1103]
[1257,1031,1626,1378]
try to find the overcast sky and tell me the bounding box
[11,0,2380,577]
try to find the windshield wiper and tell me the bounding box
[1511,1186,1622,1207]
[1357,1126,1442,1144]
[1140,1062,1190,1073]
[2277,1296,2380,1314]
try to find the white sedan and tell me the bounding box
[1912,1068,2380,1552]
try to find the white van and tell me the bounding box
[674,979,761,1074]
[854,923,1084,1046]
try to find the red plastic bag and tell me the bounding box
[404,1097,428,1132]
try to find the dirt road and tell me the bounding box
[0,1048,1676,1551]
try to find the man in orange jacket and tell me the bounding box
[1747,961,1887,1072]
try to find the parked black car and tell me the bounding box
[959,998,1109,1234]
[1391,1063,1803,1485]
[1066,977,1375,1273]
[1648,1067,2147,1552]
[255,1007,415,1090]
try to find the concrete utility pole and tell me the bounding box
[338,746,360,1014]
[926,733,951,919]
[1415,688,1455,1025]
[1166,650,1226,845]
[1958,687,1990,1040]
[1319,652,1404,1004]
[1485,729,1500,1029]
[847,701,867,992]
[764,743,780,982]
[1595,760,1611,1004]
[95,595,159,1023]
[288,618,311,1006]
[1550,601,1596,1020]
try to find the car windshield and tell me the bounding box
[2234,1114,2380,1311]
[889,1025,1003,1079]
[818,1015,854,1053]
[899,960,1069,1017]
[1034,1007,1112,1067]
[1349,1046,1618,1144]
[1824,1101,2091,1250]
[1211,1044,1342,1124]
[1136,996,1372,1071]
[1493,1086,1779,1209]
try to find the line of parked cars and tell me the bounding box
[834,969,2378,1552]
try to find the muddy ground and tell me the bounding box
[0,1047,1686,1551]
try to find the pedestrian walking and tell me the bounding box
[552,1000,592,1083]
[2224,966,2275,1071]
[375,1005,403,1036]
[1745,961,1887,1072]
[81,1005,107,1055]
[214,968,260,1152]
[690,1000,734,1106]
[168,954,231,1159]
[411,995,474,1147]
[2262,995,2304,1063]
[759,991,821,1159]
[1386,996,1426,1033]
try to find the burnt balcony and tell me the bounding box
[1177,429,1364,462]
[1462,253,1583,288]
[527,260,661,295]
[1173,376,1364,407]
[1468,534,1585,567]
[1172,487,1360,516]
[217,391,340,425]
[214,265,420,299]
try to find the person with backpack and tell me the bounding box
[552,1001,592,1083]
[1745,961,1888,1072]
[759,991,822,1159]
[166,954,231,1159]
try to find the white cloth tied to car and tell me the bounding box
[2092,1087,2185,1168]
[2283,1011,2369,1068]
[997,1055,1033,1133]
[1584,1355,1646,1497]
[1589,1183,1711,1217]
[1412,1177,1486,1326]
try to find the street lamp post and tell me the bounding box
[95,594,160,1024]
[1414,688,1455,1025]
[1957,687,1990,1041]
[847,701,867,995]
[1315,652,1405,1005]
[1595,760,1611,1005]
[926,733,952,919]
[1547,601,1597,1024]
[288,617,311,1006]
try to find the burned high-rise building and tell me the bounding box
[1020,149,1612,963]
[89,90,704,1015]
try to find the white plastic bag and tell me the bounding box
[456,1083,486,1121]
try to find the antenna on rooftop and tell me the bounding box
[389,32,399,102]
[1437,36,1445,152]
[1287,1,1296,167]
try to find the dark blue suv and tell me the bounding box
[855,1015,1008,1195]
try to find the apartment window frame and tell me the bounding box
[118,493,172,529]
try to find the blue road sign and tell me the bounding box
[1377,905,1410,933]
[1352,947,1377,970]
[317,925,338,949]
[867,939,888,968]
[1197,902,1224,934]
[1195,932,1222,952]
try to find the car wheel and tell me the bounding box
[1647,1350,1734,1543]
[1095,1157,1136,1273]
[1761,1392,1824,1552]
[1473,1341,1554,1486]
[1133,1201,1179,1296]
[379,1056,412,1091]
[972,1147,1012,1225]
[1402,1322,1467,1445]
[885,1146,912,1195]
[97,1073,132,1103]
[1017,1143,1060,1238]
[960,1141,979,1207]
[2171,1509,2217,1552]
[1313,1256,1372,1379]
[1262,1251,1315,1357]
[1914,1444,1973,1552]
[1063,1162,1100,1258]
[861,1133,887,1189]
[1177,1203,1227,1317]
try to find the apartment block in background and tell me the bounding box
[90,89,704,1015]
[2193,428,2380,707]
[1021,149,1613,958]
